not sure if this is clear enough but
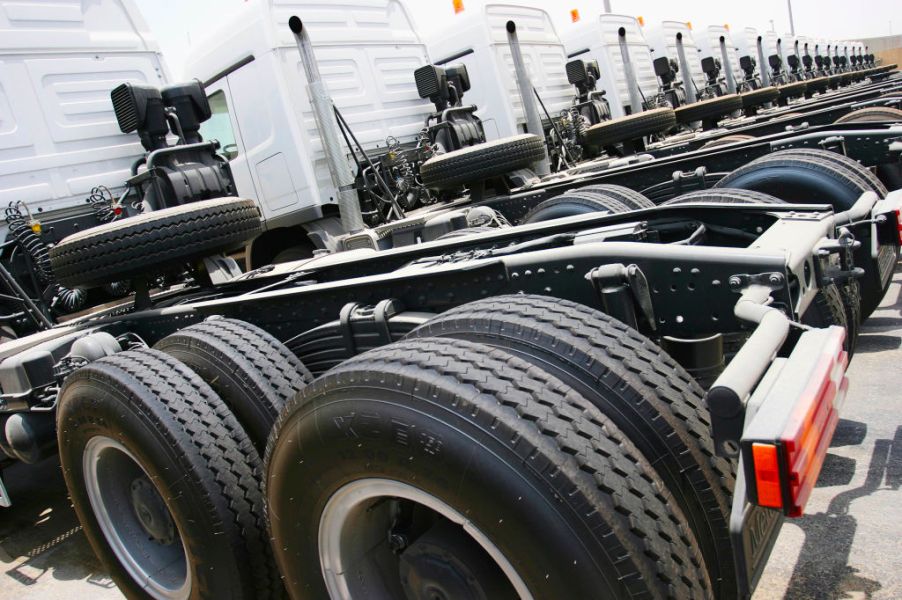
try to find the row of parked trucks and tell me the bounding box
[0,0,901,598]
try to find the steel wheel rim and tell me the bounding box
[83,435,190,600]
[318,477,532,600]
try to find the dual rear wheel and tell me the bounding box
[60,296,736,599]
[268,295,736,599]
[57,319,309,599]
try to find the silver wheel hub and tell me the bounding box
[83,436,190,600]
[318,478,532,600]
[129,477,176,545]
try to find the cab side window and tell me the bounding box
[200,90,239,160]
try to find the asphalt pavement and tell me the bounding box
[1,271,901,599]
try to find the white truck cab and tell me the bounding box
[829,40,841,64]
[696,25,742,92]
[797,36,813,61]
[645,21,707,98]
[787,34,803,63]
[183,0,434,260]
[425,3,572,140]
[0,0,166,217]
[839,41,851,65]
[736,27,761,65]
[814,38,832,67]
[560,13,658,119]
[760,31,780,60]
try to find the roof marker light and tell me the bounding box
[571,9,580,22]
[453,0,464,14]
[637,16,645,26]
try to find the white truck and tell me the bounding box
[695,25,744,93]
[0,0,557,337]
[183,0,440,264]
[0,0,174,328]
[424,3,572,140]
[0,0,166,216]
[645,21,709,100]
[561,13,659,119]
[735,27,775,85]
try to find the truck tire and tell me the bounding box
[673,94,743,124]
[662,188,787,205]
[739,86,779,107]
[835,106,902,123]
[725,150,896,318]
[57,349,281,600]
[576,184,656,209]
[265,337,712,599]
[768,148,887,198]
[776,80,808,100]
[521,192,630,223]
[405,295,737,599]
[155,318,312,453]
[420,134,546,190]
[802,282,858,355]
[713,150,879,210]
[700,134,755,149]
[49,197,262,288]
[583,107,677,146]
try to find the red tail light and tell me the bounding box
[894,208,902,244]
[781,327,848,515]
[744,326,848,517]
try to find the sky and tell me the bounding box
[135,0,898,79]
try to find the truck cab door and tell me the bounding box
[199,79,259,204]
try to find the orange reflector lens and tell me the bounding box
[752,443,783,509]
[724,23,730,31]
[686,21,693,30]
[453,0,464,14]
[571,8,580,22]
[637,16,645,26]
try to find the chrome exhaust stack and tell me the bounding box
[618,27,644,114]
[720,36,738,93]
[676,32,698,103]
[757,36,772,86]
[505,20,551,177]
[289,16,364,234]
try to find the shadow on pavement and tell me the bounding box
[853,334,902,353]
[0,456,115,590]
[783,425,902,599]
